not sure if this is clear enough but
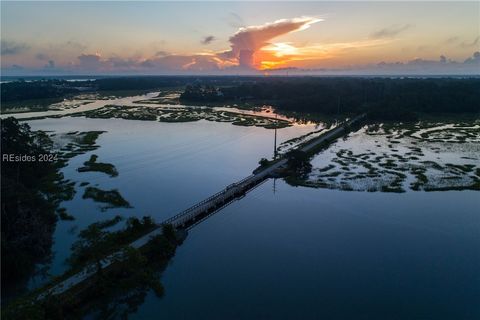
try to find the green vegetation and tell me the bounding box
[82,186,132,211]
[2,217,180,320]
[57,208,75,221]
[95,89,152,99]
[286,150,313,177]
[1,119,127,297]
[258,158,270,167]
[79,131,104,145]
[3,77,479,122]
[1,118,62,288]
[1,80,82,112]
[77,104,291,129]
[277,128,328,154]
[94,77,190,91]
[133,89,182,105]
[180,83,223,101]
[0,77,194,113]
[67,216,153,269]
[78,154,118,177]
[286,121,480,192]
[1,97,64,113]
[216,78,480,121]
[56,131,105,163]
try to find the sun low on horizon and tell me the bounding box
[1,1,479,75]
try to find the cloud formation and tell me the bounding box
[464,51,480,64]
[370,24,411,39]
[444,36,460,45]
[221,17,322,68]
[136,54,225,72]
[71,52,225,73]
[258,51,480,76]
[201,36,216,45]
[64,41,87,51]
[352,51,479,74]
[77,53,103,70]
[155,51,170,57]
[44,60,55,69]
[35,53,49,60]
[461,36,480,48]
[1,40,29,56]
[1,16,477,76]
[11,64,24,70]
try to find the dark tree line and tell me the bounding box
[180,83,223,101]
[1,118,58,288]
[94,77,190,91]
[1,80,82,103]
[1,77,237,106]
[218,78,480,120]
[3,77,479,121]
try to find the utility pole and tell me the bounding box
[273,114,278,159]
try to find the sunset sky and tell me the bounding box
[1,1,479,75]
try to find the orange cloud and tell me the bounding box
[258,38,392,69]
[219,16,322,68]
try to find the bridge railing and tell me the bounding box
[162,174,257,225]
[163,114,367,227]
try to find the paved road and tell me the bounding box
[38,227,165,298]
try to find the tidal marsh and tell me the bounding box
[291,121,480,192]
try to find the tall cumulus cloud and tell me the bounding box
[220,17,322,68]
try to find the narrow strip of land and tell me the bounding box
[39,113,365,298]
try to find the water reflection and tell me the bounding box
[129,180,480,319]
[26,117,318,290]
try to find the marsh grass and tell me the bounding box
[287,120,480,192]
[82,187,132,211]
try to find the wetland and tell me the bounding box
[2,78,479,319]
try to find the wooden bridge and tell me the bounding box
[162,113,366,229]
[163,166,280,229]
[40,113,366,297]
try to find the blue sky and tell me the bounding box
[1,1,479,75]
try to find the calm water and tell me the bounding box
[131,182,480,320]
[27,116,318,285]
[25,116,480,319]
[1,92,159,120]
